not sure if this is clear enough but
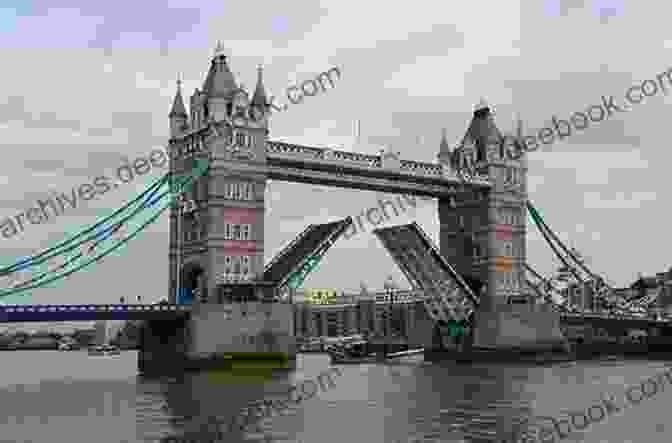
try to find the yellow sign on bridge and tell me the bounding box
[306,289,337,305]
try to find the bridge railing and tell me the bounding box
[0,304,191,313]
[561,311,672,322]
[266,141,492,185]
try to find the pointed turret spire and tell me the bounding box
[202,41,237,98]
[458,98,503,160]
[437,128,453,166]
[439,128,450,154]
[169,76,187,118]
[251,64,269,108]
[475,97,490,112]
[213,40,226,58]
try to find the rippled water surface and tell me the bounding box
[1,351,672,442]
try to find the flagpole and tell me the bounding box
[354,119,360,145]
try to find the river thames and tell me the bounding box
[1,351,671,442]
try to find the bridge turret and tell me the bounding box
[251,65,269,111]
[201,42,238,123]
[460,99,504,167]
[169,77,188,139]
[436,128,452,166]
[168,45,271,305]
[439,99,528,309]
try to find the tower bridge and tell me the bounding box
[3,44,672,371]
[143,45,672,369]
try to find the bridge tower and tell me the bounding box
[167,43,270,304]
[437,101,565,351]
[438,100,527,309]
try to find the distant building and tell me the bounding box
[629,268,672,313]
[94,320,107,345]
[562,281,594,310]
[630,275,659,300]
[609,287,633,305]
[72,328,96,347]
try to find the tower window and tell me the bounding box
[242,256,251,276]
[473,238,481,259]
[223,223,252,241]
[241,224,251,240]
[234,132,252,148]
[224,182,255,200]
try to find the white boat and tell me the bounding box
[58,336,79,351]
[328,339,378,364]
[58,342,76,351]
[88,344,121,356]
[299,338,324,353]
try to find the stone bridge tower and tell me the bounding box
[167,43,270,304]
[438,100,527,310]
[438,100,566,351]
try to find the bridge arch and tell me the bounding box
[179,260,206,305]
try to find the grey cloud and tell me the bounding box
[9,143,165,176]
[0,96,80,132]
[0,96,125,136]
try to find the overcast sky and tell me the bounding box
[0,0,666,308]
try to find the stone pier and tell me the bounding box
[138,303,297,375]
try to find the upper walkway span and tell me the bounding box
[264,141,492,197]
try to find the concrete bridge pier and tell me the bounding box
[469,303,570,354]
[138,303,297,375]
[138,318,189,375]
[412,299,571,362]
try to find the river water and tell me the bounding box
[1,351,671,443]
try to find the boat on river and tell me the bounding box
[327,339,382,364]
[88,344,121,356]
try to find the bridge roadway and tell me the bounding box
[0,299,670,329]
[0,304,191,322]
[0,297,421,322]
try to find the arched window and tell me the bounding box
[241,256,250,276]
[241,224,251,240]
